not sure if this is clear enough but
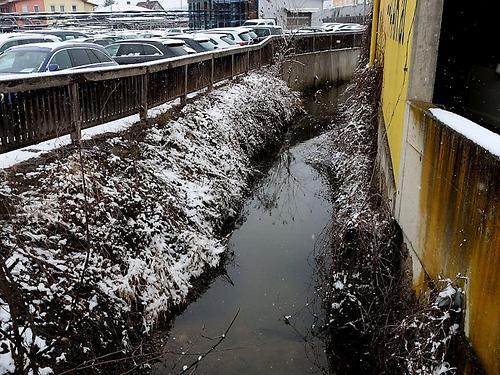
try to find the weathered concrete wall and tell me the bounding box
[281,48,360,91]
[372,0,499,372]
[394,102,500,374]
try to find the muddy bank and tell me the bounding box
[0,71,300,373]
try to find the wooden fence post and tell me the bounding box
[230,54,235,80]
[140,73,148,122]
[312,34,316,52]
[181,64,188,105]
[209,54,214,90]
[69,82,81,143]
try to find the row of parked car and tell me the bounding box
[0,21,362,75]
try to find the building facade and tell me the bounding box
[0,0,94,12]
[258,0,323,28]
[44,0,95,12]
[188,0,258,29]
[0,0,45,12]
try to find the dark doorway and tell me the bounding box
[433,0,500,133]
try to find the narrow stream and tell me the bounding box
[153,85,346,375]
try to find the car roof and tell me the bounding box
[0,34,59,42]
[161,38,186,46]
[33,29,86,34]
[111,38,164,44]
[174,34,212,42]
[5,42,107,52]
[208,27,249,32]
[108,39,186,46]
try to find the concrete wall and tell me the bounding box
[281,48,360,90]
[395,102,500,374]
[372,0,500,372]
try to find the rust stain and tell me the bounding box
[418,111,500,374]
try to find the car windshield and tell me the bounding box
[167,45,193,56]
[0,49,48,73]
[238,32,251,41]
[248,31,258,39]
[221,36,236,45]
[253,29,270,37]
[197,41,216,50]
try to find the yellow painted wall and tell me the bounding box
[416,107,500,375]
[43,0,94,12]
[373,0,416,184]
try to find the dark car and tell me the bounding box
[105,39,196,65]
[73,37,116,47]
[250,26,283,42]
[0,43,117,74]
[0,34,60,54]
[25,30,88,41]
[169,35,218,53]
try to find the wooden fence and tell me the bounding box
[0,32,362,154]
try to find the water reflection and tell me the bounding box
[153,85,345,375]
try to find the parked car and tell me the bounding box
[201,33,238,49]
[327,23,367,33]
[24,29,88,41]
[169,35,218,53]
[205,27,255,46]
[0,34,60,54]
[70,37,116,46]
[250,26,283,42]
[105,39,195,65]
[243,18,276,26]
[164,27,192,35]
[0,43,117,74]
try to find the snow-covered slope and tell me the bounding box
[0,71,299,373]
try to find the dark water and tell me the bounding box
[153,84,346,375]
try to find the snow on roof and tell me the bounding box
[0,33,58,43]
[429,108,500,158]
[91,0,187,9]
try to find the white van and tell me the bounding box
[243,19,276,26]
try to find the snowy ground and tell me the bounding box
[0,71,299,373]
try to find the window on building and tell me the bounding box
[21,4,28,12]
[50,5,55,11]
[72,5,77,11]
[33,5,39,12]
[60,5,65,12]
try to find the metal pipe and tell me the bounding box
[369,0,381,65]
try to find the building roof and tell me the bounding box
[136,0,164,10]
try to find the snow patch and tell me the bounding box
[429,108,500,157]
